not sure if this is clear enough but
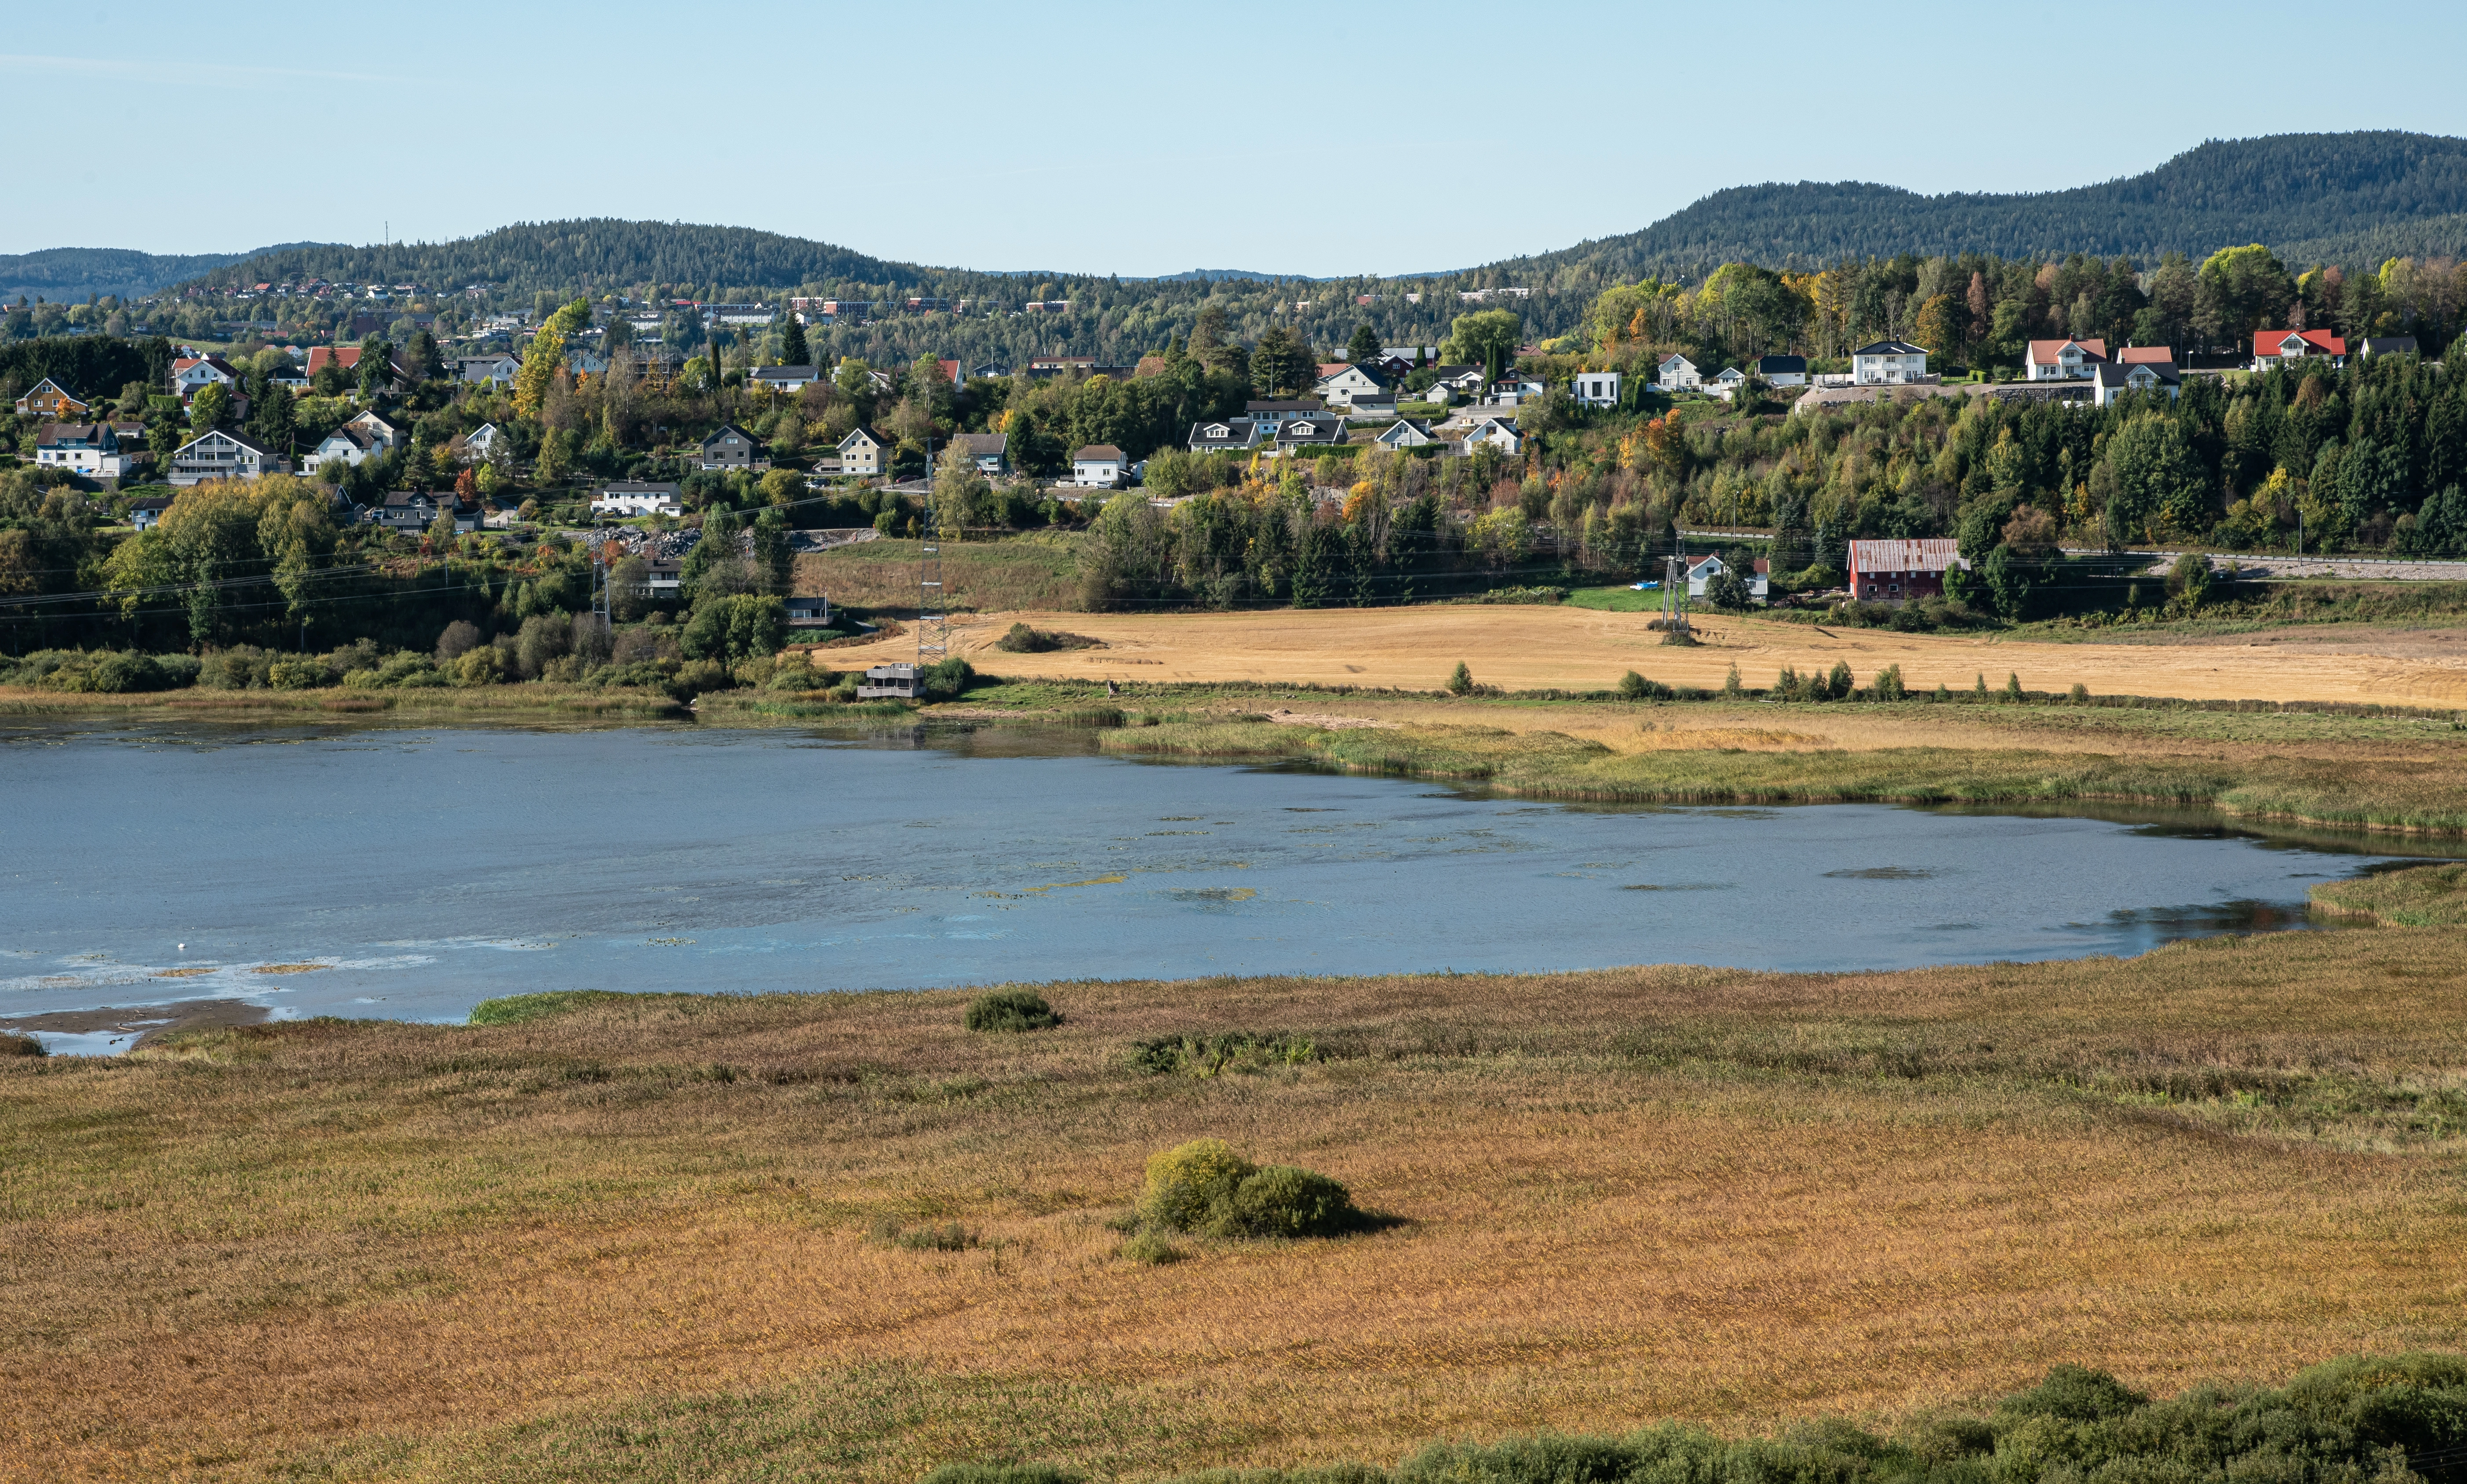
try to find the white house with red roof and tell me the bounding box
[2025,338,2107,380]
[2252,329,2345,368]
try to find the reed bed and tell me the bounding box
[6,930,2467,1480]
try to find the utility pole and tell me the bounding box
[917,385,945,666]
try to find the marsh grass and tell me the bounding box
[11,936,2467,1480]
[2312,862,2467,925]
[1100,715,2467,832]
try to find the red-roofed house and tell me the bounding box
[305,344,413,390]
[2116,346,2176,367]
[2025,338,2107,380]
[2253,329,2345,366]
[936,358,966,389]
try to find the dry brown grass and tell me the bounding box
[819,604,2467,706]
[7,931,2467,1481]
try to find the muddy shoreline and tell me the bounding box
[0,1000,271,1051]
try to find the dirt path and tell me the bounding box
[820,606,2467,706]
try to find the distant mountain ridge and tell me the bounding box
[133,130,2467,311]
[0,244,324,305]
[1487,131,2467,280]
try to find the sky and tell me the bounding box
[10,1,2467,278]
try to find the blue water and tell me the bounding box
[0,720,2430,1033]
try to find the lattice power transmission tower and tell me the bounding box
[916,434,947,665]
[1658,552,1691,636]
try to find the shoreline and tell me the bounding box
[0,998,270,1053]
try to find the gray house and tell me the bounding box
[953,431,1009,475]
[698,423,767,470]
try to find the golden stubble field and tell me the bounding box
[818,604,2467,707]
[7,931,2467,1481]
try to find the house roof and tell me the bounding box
[2092,362,2180,387]
[839,426,883,450]
[20,376,83,401]
[954,433,1008,454]
[2360,336,2420,354]
[37,422,114,447]
[597,481,682,495]
[2115,346,2175,365]
[1686,554,1771,575]
[319,426,379,451]
[2256,329,2345,356]
[2027,338,2108,363]
[177,428,274,456]
[1852,341,1927,356]
[1245,400,1326,413]
[1075,444,1126,461]
[1756,355,1807,374]
[749,365,818,380]
[701,423,757,447]
[1848,538,1966,574]
[1658,353,1695,369]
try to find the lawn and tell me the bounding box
[7,932,2467,1480]
[1565,583,1666,612]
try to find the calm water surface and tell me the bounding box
[0,719,2437,1035]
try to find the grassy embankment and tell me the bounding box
[6,934,2467,1480]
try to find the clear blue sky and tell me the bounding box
[10,0,2466,276]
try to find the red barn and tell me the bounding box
[1848,539,1967,603]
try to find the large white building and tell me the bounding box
[1850,340,1928,385]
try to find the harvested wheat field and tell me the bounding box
[820,605,2467,707]
[8,929,2467,1482]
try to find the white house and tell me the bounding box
[1461,418,1522,457]
[1485,373,1547,406]
[747,364,821,394]
[2025,338,2108,381]
[346,408,404,449]
[1656,353,1700,390]
[463,422,504,462]
[1572,371,1622,407]
[35,422,146,479]
[169,355,242,403]
[590,481,685,518]
[169,429,287,486]
[1374,418,1439,449]
[1315,362,1395,409]
[1756,355,1807,387]
[454,353,522,387]
[1072,444,1128,487]
[302,425,383,474]
[1708,367,1747,401]
[2090,362,2182,406]
[1685,553,1770,603]
[1851,341,1928,385]
[2252,329,2345,367]
[1425,365,1487,397]
[130,495,175,530]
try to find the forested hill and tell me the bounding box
[185,221,921,299]
[1492,131,2467,283]
[0,245,319,305]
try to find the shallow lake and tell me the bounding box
[0,718,2444,1037]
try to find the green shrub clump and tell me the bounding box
[919,1466,1082,1484]
[1137,1138,1363,1240]
[965,989,1062,1033]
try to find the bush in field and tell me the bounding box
[1137,1138,1365,1240]
[965,989,1061,1033]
